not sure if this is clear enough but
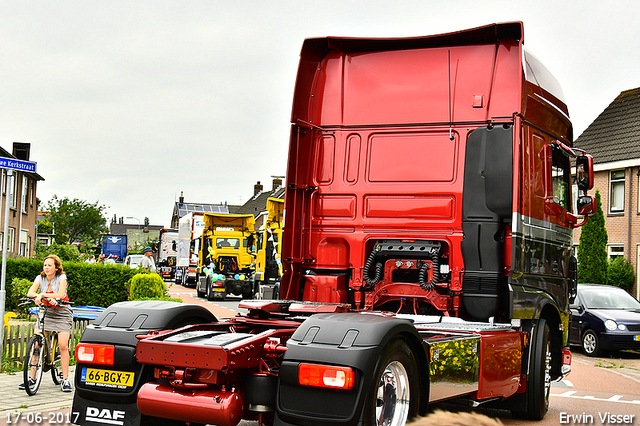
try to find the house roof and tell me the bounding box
[234,183,285,217]
[574,87,640,165]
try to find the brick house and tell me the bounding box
[0,142,44,258]
[573,88,640,298]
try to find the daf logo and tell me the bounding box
[86,407,126,425]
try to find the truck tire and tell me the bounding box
[363,339,420,426]
[512,319,551,420]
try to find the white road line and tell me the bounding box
[553,393,640,405]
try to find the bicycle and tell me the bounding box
[18,297,73,396]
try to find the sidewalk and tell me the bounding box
[0,366,76,419]
[0,286,239,420]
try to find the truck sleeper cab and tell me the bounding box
[280,21,594,420]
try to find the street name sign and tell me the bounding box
[0,157,37,173]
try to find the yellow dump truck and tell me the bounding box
[195,213,256,300]
[254,197,284,299]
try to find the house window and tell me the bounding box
[22,176,29,213]
[3,227,16,253]
[608,244,624,260]
[10,173,17,209]
[19,229,28,256]
[609,169,625,213]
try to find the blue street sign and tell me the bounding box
[0,157,37,173]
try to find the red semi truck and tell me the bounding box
[72,22,595,426]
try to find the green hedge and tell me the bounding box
[4,258,150,309]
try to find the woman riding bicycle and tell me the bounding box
[20,254,73,392]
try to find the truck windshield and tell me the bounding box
[216,238,240,249]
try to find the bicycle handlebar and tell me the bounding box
[18,297,74,307]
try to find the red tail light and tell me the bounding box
[298,363,355,390]
[76,343,115,365]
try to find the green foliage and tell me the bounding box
[577,190,608,284]
[44,195,108,245]
[607,257,635,290]
[4,258,139,308]
[34,242,83,262]
[36,219,53,234]
[129,273,167,300]
[5,278,33,311]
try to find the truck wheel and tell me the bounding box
[582,329,601,357]
[364,339,420,426]
[512,319,551,420]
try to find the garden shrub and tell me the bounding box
[6,278,33,311]
[129,273,167,300]
[606,256,635,290]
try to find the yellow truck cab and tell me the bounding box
[195,213,256,300]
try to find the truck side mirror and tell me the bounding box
[577,195,595,216]
[576,155,594,191]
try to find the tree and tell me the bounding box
[577,189,608,284]
[45,195,108,245]
[36,219,53,234]
[607,256,635,290]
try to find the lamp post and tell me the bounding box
[126,216,140,251]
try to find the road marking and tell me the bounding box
[553,392,640,405]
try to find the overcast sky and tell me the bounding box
[1,1,638,227]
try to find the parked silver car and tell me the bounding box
[124,254,145,268]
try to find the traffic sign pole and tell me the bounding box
[0,158,35,370]
[0,169,15,370]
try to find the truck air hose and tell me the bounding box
[419,253,440,291]
[363,247,383,288]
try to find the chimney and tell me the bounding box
[179,191,184,203]
[272,178,282,191]
[254,181,263,195]
[13,142,30,160]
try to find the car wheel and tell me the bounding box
[582,329,601,357]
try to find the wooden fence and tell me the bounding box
[2,319,90,365]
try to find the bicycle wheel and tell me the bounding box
[23,335,44,396]
[50,333,63,385]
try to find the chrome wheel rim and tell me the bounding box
[375,361,410,426]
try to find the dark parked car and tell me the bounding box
[570,284,640,356]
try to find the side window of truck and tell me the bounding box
[551,147,571,211]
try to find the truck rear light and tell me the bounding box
[298,363,355,390]
[561,348,572,376]
[76,343,115,365]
